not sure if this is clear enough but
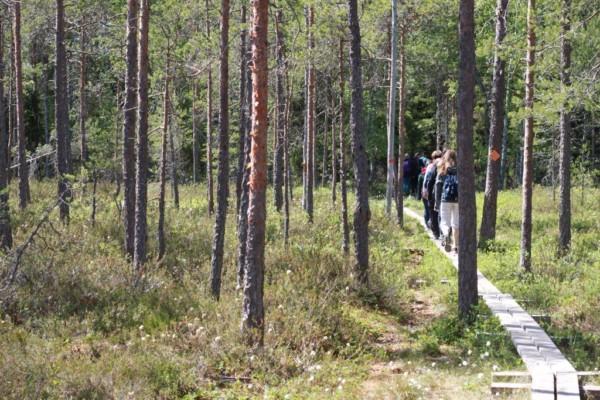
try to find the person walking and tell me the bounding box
[435,150,459,252]
[417,154,430,224]
[402,153,413,196]
[422,150,442,238]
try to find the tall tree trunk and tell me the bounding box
[158,50,170,260]
[457,0,479,318]
[479,0,509,245]
[347,0,370,285]
[273,9,285,213]
[0,12,13,250]
[331,94,337,204]
[500,82,511,189]
[302,61,308,211]
[520,0,536,272]
[237,40,252,288]
[338,38,350,255]
[385,0,398,216]
[236,5,248,213]
[210,0,230,300]
[306,7,315,222]
[56,0,70,219]
[123,0,138,258]
[192,81,199,184]
[169,115,179,209]
[435,80,449,151]
[322,100,328,188]
[558,0,572,254]
[283,69,292,246]
[13,1,28,210]
[114,81,121,181]
[133,0,150,271]
[79,19,88,163]
[242,0,268,347]
[395,26,406,227]
[206,0,215,216]
[7,35,13,184]
[44,66,52,177]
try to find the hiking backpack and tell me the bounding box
[442,173,458,202]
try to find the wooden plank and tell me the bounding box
[555,372,581,400]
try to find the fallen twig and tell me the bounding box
[0,199,61,292]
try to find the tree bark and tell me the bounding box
[56,0,70,221]
[242,0,269,347]
[79,19,88,163]
[479,0,509,245]
[0,12,13,250]
[331,94,337,204]
[395,26,406,227]
[133,0,150,271]
[273,9,285,213]
[123,0,139,258]
[306,7,315,223]
[322,100,328,188]
[237,38,252,288]
[192,81,199,184]
[158,50,170,261]
[520,0,536,272]
[385,0,398,216]
[457,0,479,318]
[435,80,449,151]
[169,109,179,209]
[500,82,511,189]
[236,5,248,214]
[558,0,572,255]
[338,38,350,255]
[210,0,230,300]
[7,35,14,184]
[347,0,370,285]
[284,68,292,246]
[13,1,28,211]
[206,0,215,216]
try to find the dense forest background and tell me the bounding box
[4,0,599,191]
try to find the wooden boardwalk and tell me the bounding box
[404,208,581,400]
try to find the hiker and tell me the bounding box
[402,153,413,196]
[410,153,420,197]
[422,150,443,238]
[416,155,430,224]
[435,150,459,252]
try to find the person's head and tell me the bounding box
[431,150,443,160]
[404,153,410,159]
[438,149,457,175]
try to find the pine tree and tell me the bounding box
[558,0,572,255]
[347,0,370,285]
[242,0,269,347]
[385,0,398,216]
[123,0,139,258]
[457,0,479,318]
[338,38,350,255]
[210,0,230,300]
[0,10,13,250]
[520,0,536,272]
[133,0,150,271]
[479,0,509,245]
[13,0,28,210]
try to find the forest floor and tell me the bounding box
[0,181,598,399]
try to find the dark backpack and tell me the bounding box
[442,172,458,202]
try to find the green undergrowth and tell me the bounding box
[1,181,523,399]
[407,187,600,371]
